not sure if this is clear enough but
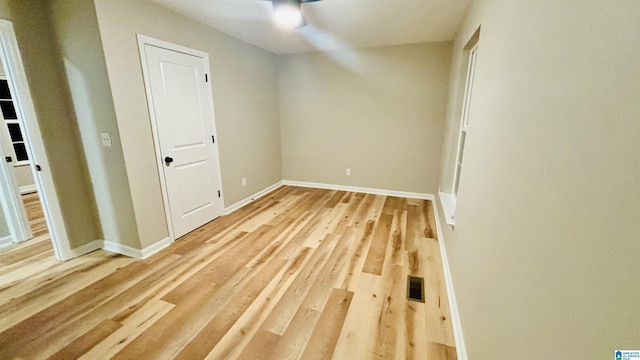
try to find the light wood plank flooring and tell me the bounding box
[0,186,456,359]
[23,192,49,238]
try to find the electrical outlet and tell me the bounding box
[346,168,351,176]
[100,133,112,147]
[241,178,247,187]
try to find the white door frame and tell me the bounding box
[0,124,32,246]
[0,20,72,260]
[0,74,32,246]
[137,34,225,242]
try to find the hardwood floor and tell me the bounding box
[22,192,49,238]
[0,186,456,359]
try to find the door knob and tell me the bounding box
[164,156,174,165]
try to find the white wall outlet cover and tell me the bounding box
[100,132,112,147]
[346,168,351,176]
[241,177,247,187]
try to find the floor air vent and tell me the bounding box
[407,276,425,303]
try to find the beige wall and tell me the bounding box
[3,0,101,249]
[48,0,140,248]
[94,0,282,248]
[278,43,451,194]
[437,0,640,358]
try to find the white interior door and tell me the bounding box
[143,43,223,239]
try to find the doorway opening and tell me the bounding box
[0,19,70,261]
[0,72,48,247]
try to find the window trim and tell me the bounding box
[451,43,478,201]
[439,192,456,225]
[442,32,480,225]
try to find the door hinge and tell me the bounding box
[217,190,221,198]
[212,135,215,144]
[205,74,209,82]
[35,165,41,171]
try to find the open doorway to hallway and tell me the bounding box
[0,19,62,259]
[0,71,51,252]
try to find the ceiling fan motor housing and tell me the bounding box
[272,0,301,10]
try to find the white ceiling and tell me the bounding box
[145,0,472,54]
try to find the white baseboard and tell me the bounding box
[282,180,435,200]
[19,184,37,195]
[222,180,434,216]
[432,198,467,360]
[224,181,284,215]
[103,237,172,259]
[0,235,13,249]
[140,237,172,259]
[68,239,103,258]
[103,240,142,259]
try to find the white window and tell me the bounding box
[0,76,29,165]
[440,40,479,225]
[452,44,478,198]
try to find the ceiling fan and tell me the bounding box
[268,0,322,29]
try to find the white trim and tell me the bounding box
[224,181,284,215]
[19,184,36,195]
[0,21,73,259]
[281,180,435,200]
[433,197,467,360]
[140,237,172,259]
[137,35,175,242]
[103,237,172,260]
[137,35,211,59]
[103,240,142,259]
[452,44,479,198]
[439,192,456,225]
[0,235,12,248]
[67,239,103,258]
[137,34,225,243]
